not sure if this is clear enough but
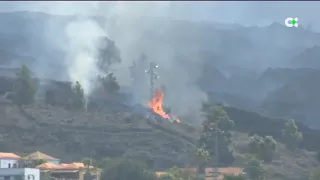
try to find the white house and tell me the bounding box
[0,153,21,168]
[0,168,40,180]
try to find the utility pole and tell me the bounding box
[129,61,137,78]
[214,124,219,180]
[129,54,148,90]
[145,62,159,100]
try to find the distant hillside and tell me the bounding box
[257,68,320,127]
[225,106,320,152]
[291,46,320,69]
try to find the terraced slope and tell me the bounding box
[0,99,197,169]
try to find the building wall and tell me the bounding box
[0,168,39,180]
[24,168,40,180]
[0,159,19,168]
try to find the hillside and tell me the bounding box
[0,95,319,179]
[0,98,198,170]
[232,132,318,180]
[1,10,320,179]
[225,106,320,152]
[2,11,320,129]
[291,46,320,69]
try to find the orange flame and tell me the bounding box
[148,89,170,119]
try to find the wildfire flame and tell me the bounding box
[148,89,169,119]
[148,89,181,123]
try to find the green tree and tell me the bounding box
[34,159,47,166]
[101,159,156,180]
[99,73,120,94]
[244,157,266,180]
[309,167,320,180]
[224,174,246,180]
[282,119,303,150]
[12,65,37,105]
[199,105,235,165]
[248,135,277,162]
[248,135,264,155]
[261,136,277,162]
[97,157,129,171]
[71,81,85,109]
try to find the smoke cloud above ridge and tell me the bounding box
[6,1,211,120]
[2,1,320,122]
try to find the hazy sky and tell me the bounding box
[0,1,319,29]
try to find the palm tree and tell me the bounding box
[195,148,210,179]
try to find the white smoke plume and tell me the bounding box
[1,2,212,122]
[35,2,208,121]
[64,19,106,95]
[1,1,320,123]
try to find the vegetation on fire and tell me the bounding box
[1,64,317,180]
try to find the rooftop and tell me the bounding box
[22,151,59,161]
[36,162,96,170]
[0,152,21,159]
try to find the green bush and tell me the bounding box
[101,159,156,180]
[248,135,277,162]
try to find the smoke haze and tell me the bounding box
[1,1,320,122]
[1,2,320,29]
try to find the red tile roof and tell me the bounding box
[36,162,60,169]
[0,152,21,159]
[36,162,95,170]
[206,167,244,176]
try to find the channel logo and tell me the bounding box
[285,17,298,28]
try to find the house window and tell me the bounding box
[27,175,35,180]
[8,163,11,168]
